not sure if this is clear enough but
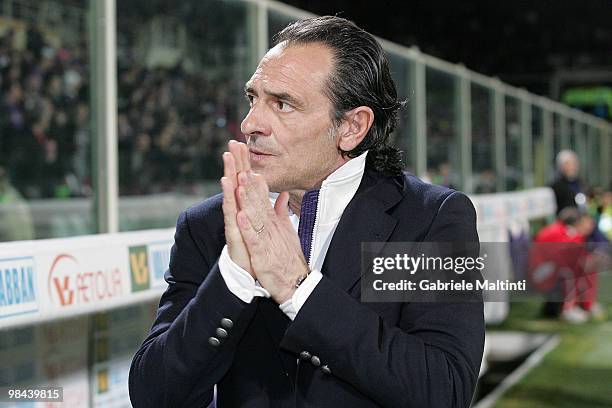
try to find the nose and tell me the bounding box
[240,102,272,138]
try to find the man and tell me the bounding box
[129,16,484,407]
[551,149,586,214]
[531,207,598,322]
[551,149,609,240]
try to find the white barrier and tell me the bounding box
[0,229,173,330]
[0,188,557,331]
[470,187,556,238]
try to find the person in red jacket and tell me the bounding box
[530,207,600,323]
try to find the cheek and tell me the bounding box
[282,133,332,168]
[266,110,338,180]
[276,113,334,152]
[269,125,304,163]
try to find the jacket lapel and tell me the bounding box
[256,169,402,383]
[321,169,402,293]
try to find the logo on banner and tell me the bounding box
[97,369,109,394]
[0,257,38,318]
[129,246,150,292]
[148,242,171,287]
[48,254,123,307]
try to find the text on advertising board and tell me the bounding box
[0,257,38,318]
[47,254,123,307]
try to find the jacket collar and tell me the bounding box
[321,168,403,293]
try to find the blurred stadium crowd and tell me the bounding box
[0,25,89,198]
[0,24,241,199]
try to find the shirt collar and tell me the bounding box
[268,150,368,210]
[322,150,368,187]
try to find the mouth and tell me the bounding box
[248,148,274,163]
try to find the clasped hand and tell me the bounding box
[220,140,309,304]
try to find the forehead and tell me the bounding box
[247,42,334,100]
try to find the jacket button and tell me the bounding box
[321,365,332,375]
[220,318,234,330]
[216,328,228,339]
[299,351,311,361]
[311,355,321,367]
[208,337,221,347]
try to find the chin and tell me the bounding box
[259,172,280,192]
[266,178,293,193]
[254,168,299,192]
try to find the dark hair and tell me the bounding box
[558,207,581,225]
[273,16,404,176]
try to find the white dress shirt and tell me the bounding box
[218,151,368,320]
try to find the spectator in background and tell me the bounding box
[432,162,457,189]
[475,169,496,194]
[531,207,604,323]
[551,150,609,243]
[598,191,612,241]
[551,150,585,214]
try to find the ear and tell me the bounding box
[336,106,374,152]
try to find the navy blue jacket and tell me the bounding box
[129,169,485,407]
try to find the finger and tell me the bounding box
[222,152,237,186]
[250,172,275,218]
[239,142,251,171]
[274,191,290,218]
[251,172,270,197]
[221,177,238,225]
[237,181,265,230]
[229,140,243,174]
[223,153,241,213]
[221,177,242,241]
[237,210,262,253]
[242,171,274,223]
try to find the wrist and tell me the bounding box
[276,267,309,304]
[276,286,296,304]
[294,271,309,288]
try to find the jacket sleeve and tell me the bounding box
[279,191,485,408]
[129,210,253,407]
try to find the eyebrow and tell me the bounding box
[244,84,303,108]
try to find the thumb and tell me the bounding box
[274,191,290,218]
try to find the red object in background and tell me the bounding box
[528,220,596,311]
[533,220,585,244]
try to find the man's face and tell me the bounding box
[561,155,579,180]
[241,42,344,192]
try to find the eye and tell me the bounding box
[276,100,294,113]
[245,94,255,106]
